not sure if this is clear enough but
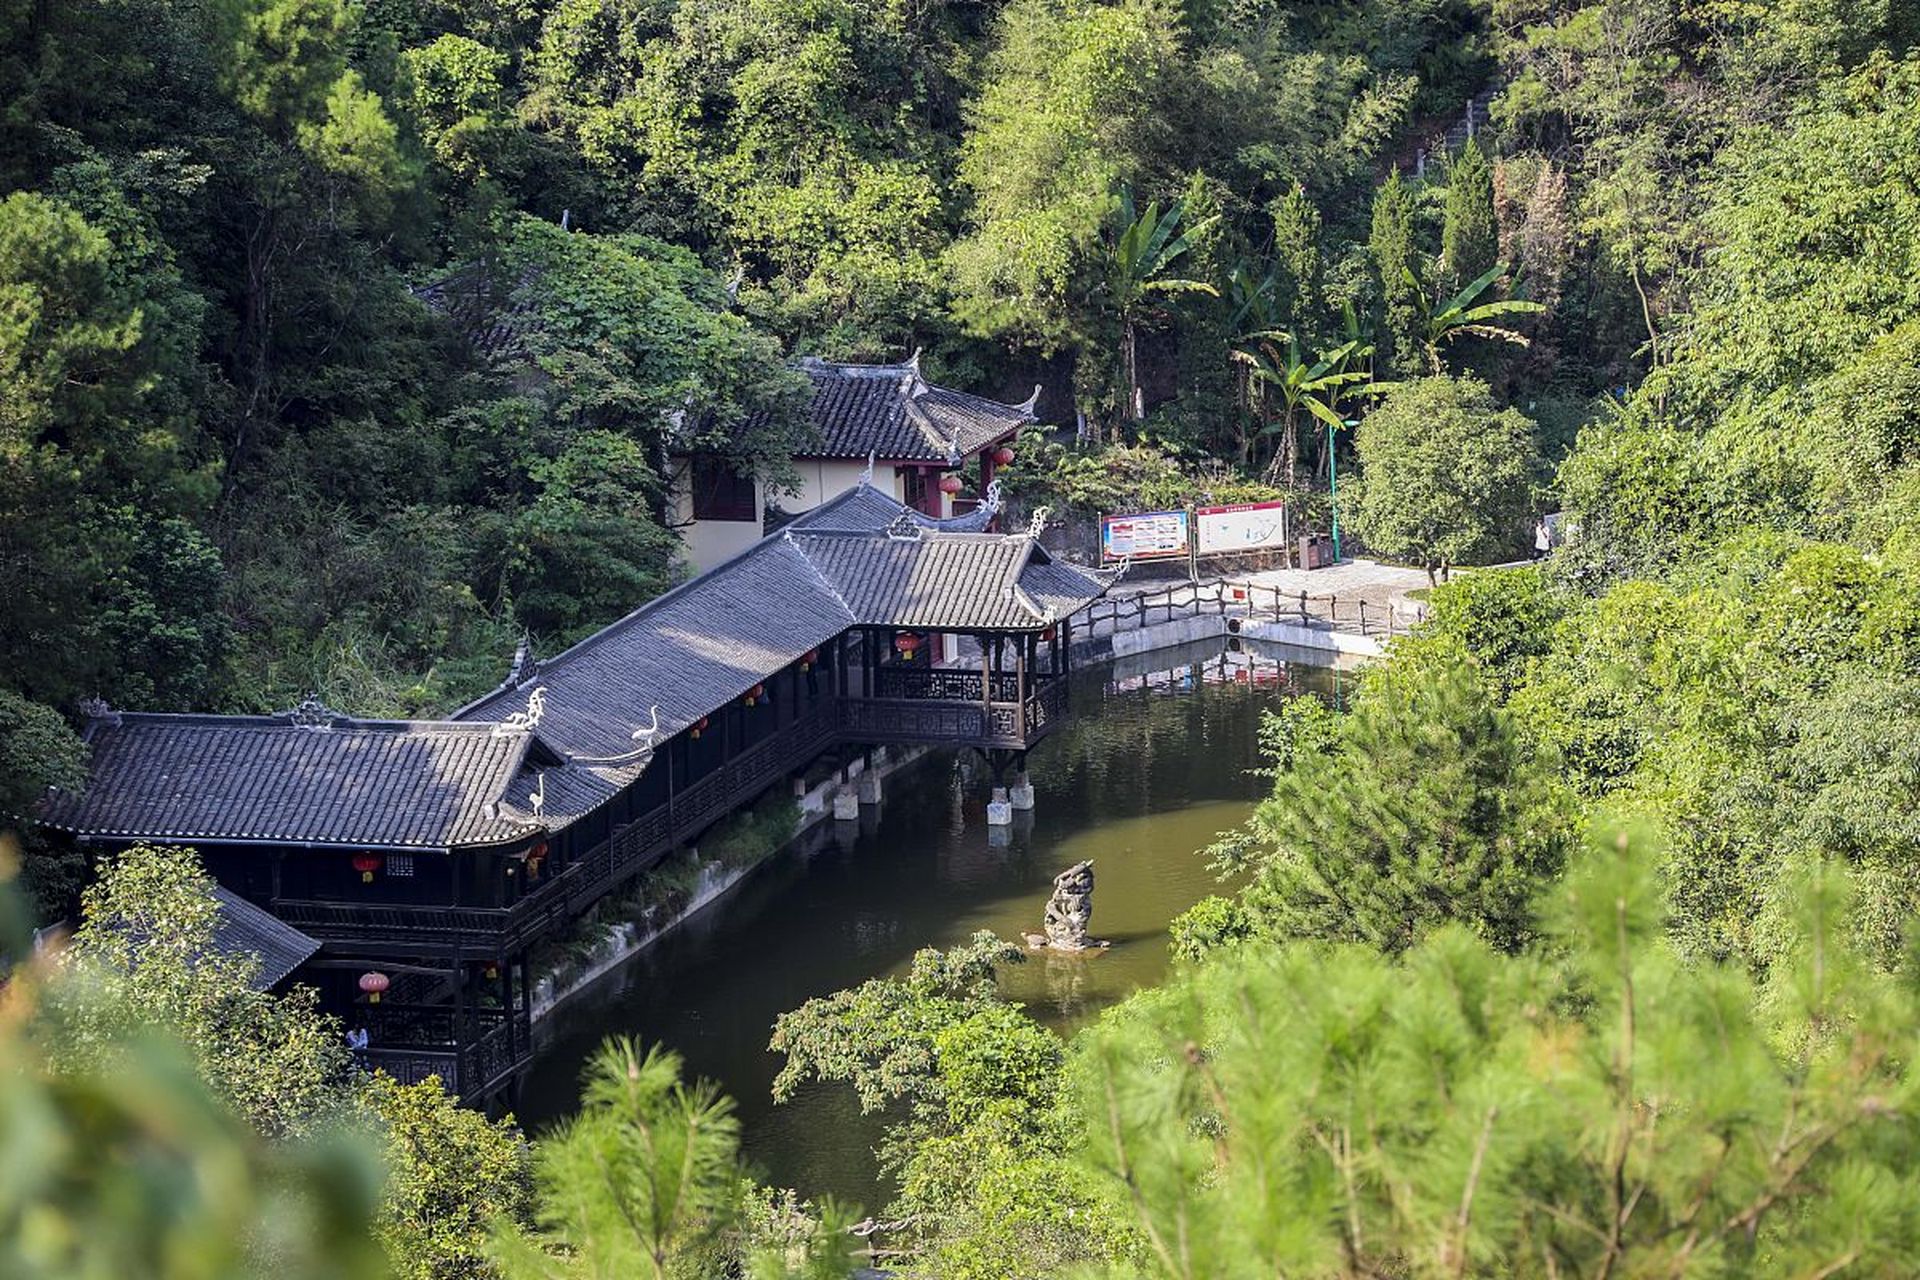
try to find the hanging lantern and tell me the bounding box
[1040,625,1056,642]
[358,971,390,1004]
[691,715,709,739]
[484,962,500,982]
[938,473,964,495]
[527,841,549,876]
[992,445,1016,467]
[894,631,920,656]
[800,648,819,672]
[744,682,765,707]
[352,853,383,883]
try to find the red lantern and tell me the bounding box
[691,715,709,739]
[359,971,390,1003]
[352,853,382,883]
[992,445,1016,467]
[938,473,964,495]
[744,682,765,706]
[894,632,919,655]
[1041,625,1056,642]
[800,648,819,672]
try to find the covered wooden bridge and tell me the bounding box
[42,482,1122,1105]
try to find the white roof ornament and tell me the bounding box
[903,347,926,397]
[285,695,345,730]
[886,510,924,542]
[78,697,121,728]
[630,704,662,746]
[859,449,877,487]
[529,771,546,822]
[492,686,547,737]
[1026,506,1051,540]
[1017,384,1043,416]
[978,478,1003,519]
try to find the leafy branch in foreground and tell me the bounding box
[1081,827,1920,1279]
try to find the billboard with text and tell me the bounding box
[1195,500,1288,557]
[1101,509,1191,562]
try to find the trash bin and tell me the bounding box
[1298,534,1330,569]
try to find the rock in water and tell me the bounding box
[1042,859,1097,951]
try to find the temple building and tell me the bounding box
[42,481,1121,1107]
[669,353,1038,572]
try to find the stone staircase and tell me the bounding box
[1415,87,1498,177]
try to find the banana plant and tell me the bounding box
[1233,331,1377,485]
[1106,191,1219,424]
[1408,261,1547,374]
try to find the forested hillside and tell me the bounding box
[11,1,1920,1275]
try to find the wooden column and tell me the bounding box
[1015,634,1027,739]
[980,633,992,727]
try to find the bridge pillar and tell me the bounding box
[986,786,1013,826]
[833,786,860,821]
[857,770,883,805]
[1008,770,1035,811]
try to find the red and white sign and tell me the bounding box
[1195,500,1288,557]
[1101,509,1191,561]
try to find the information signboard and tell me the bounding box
[1101,509,1190,562]
[1195,500,1289,557]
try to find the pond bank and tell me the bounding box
[519,637,1344,1206]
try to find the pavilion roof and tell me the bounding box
[42,708,543,851]
[781,355,1038,464]
[45,485,1117,849]
[212,886,323,988]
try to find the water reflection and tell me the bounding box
[519,638,1336,1207]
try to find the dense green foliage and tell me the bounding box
[366,1074,534,1280]
[0,838,385,1280]
[46,843,353,1137]
[11,1,1920,1276]
[1351,375,1539,580]
[1082,830,1920,1278]
[490,1038,850,1279]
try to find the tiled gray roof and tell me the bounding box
[791,532,1044,631]
[47,486,1115,850]
[43,711,541,850]
[786,357,1036,463]
[457,484,1114,756]
[212,886,322,989]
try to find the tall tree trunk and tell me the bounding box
[1123,318,1144,423]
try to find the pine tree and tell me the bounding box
[1235,663,1572,953]
[1441,139,1498,294]
[1077,830,1920,1279]
[1369,171,1424,378]
[1269,186,1322,340]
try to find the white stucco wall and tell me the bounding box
[668,460,764,575]
[671,454,954,575]
[784,458,880,510]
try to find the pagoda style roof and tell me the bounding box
[44,484,1117,850]
[456,482,1115,766]
[783,354,1038,464]
[212,886,323,988]
[43,705,545,851]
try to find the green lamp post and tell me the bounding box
[1328,418,1355,563]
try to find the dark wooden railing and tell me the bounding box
[279,674,1074,962]
[874,667,1024,704]
[1076,577,1418,643]
[362,1013,526,1097]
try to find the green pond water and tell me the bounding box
[518,638,1347,1209]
